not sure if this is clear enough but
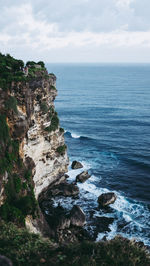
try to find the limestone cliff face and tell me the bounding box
[0,71,69,220]
[21,77,69,198]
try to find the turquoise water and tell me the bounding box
[46,63,150,245]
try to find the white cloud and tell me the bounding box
[0,1,150,62]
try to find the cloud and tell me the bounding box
[0,1,150,62]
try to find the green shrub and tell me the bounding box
[5,96,18,114]
[56,145,67,155]
[0,203,25,224]
[37,61,45,68]
[60,127,64,133]
[0,53,25,90]
[0,222,149,266]
[40,102,48,113]
[14,176,22,193]
[45,112,59,132]
[24,170,31,180]
[51,85,56,90]
[0,115,10,142]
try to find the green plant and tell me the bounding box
[56,145,67,155]
[5,96,18,113]
[60,127,64,133]
[24,170,31,180]
[14,176,22,193]
[45,112,59,132]
[0,115,10,142]
[40,102,48,113]
[0,222,149,266]
[51,85,56,90]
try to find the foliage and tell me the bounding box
[45,112,59,132]
[0,139,19,175]
[14,175,22,193]
[0,203,25,224]
[0,114,10,142]
[0,53,25,90]
[26,61,36,67]
[5,96,18,113]
[60,127,65,133]
[0,115,37,224]
[24,170,32,180]
[56,145,67,155]
[0,221,149,266]
[51,85,56,90]
[37,61,45,68]
[40,102,48,113]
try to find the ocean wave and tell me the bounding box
[65,130,92,141]
[65,166,150,246]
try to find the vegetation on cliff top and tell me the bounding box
[0,53,25,89]
[0,52,47,90]
[0,221,149,266]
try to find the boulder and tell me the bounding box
[57,216,71,230]
[71,161,83,169]
[51,182,79,197]
[70,205,86,227]
[98,192,117,207]
[76,171,91,183]
[0,255,12,266]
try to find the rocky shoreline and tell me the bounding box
[39,160,118,244]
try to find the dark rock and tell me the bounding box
[51,182,79,197]
[13,118,28,138]
[76,171,91,183]
[98,192,117,207]
[57,216,70,230]
[70,205,86,227]
[71,161,83,169]
[0,255,12,266]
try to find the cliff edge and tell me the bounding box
[0,54,69,234]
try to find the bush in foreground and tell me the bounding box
[0,221,149,266]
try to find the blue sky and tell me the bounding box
[1,0,150,62]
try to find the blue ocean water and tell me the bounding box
[47,63,150,245]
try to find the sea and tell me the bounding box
[46,63,150,246]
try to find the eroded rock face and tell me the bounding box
[0,71,69,238]
[50,182,79,197]
[71,161,83,169]
[76,171,91,183]
[98,192,117,207]
[18,76,69,199]
[70,205,86,227]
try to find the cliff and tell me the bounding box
[0,54,69,233]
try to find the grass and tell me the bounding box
[0,221,149,266]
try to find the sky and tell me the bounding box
[1,0,150,63]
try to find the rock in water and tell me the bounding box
[76,171,91,183]
[51,182,79,197]
[71,161,83,169]
[70,205,86,227]
[98,192,117,207]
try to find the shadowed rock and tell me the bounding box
[51,182,79,197]
[0,255,12,266]
[98,192,117,207]
[70,205,86,227]
[76,171,91,183]
[71,161,83,169]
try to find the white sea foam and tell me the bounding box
[64,130,81,139]
[54,158,150,246]
[71,132,80,139]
